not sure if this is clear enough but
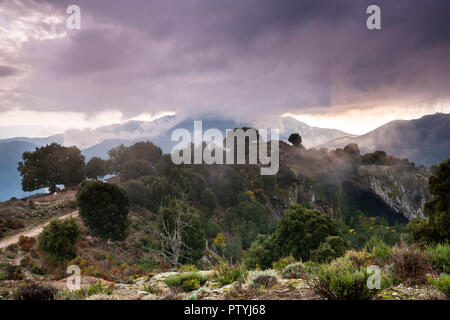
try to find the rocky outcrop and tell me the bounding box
[357,165,431,221]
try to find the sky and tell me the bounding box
[0,0,449,138]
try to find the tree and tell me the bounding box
[76,180,130,241]
[409,158,450,243]
[225,201,272,249]
[157,197,206,266]
[39,218,80,262]
[275,205,346,261]
[108,141,163,173]
[18,143,85,193]
[288,133,302,147]
[85,157,109,180]
[245,205,347,267]
[120,159,157,182]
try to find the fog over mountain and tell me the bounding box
[1,113,448,202]
[320,113,450,166]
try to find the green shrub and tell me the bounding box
[179,264,199,272]
[249,270,277,289]
[55,281,113,300]
[165,272,209,289]
[272,256,296,272]
[38,218,80,262]
[428,273,450,298]
[311,258,390,300]
[366,236,392,264]
[76,180,130,241]
[13,283,58,300]
[213,263,248,286]
[281,262,306,279]
[182,279,201,292]
[425,243,450,273]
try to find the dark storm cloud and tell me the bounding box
[0,65,18,77]
[6,0,450,119]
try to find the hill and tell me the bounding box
[319,113,450,166]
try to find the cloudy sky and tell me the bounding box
[0,0,449,137]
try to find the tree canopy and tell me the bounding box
[76,180,130,241]
[18,143,85,193]
[409,157,450,243]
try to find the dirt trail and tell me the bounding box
[0,211,78,249]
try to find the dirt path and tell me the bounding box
[0,211,78,249]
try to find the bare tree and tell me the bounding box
[157,195,193,266]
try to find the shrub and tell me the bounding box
[76,180,130,241]
[182,279,201,292]
[274,205,346,262]
[165,272,209,289]
[13,283,58,300]
[179,264,199,272]
[249,270,278,289]
[428,273,450,298]
[56,281,113,300]
[391,243,431,285]
[6,219,25,230]
[38,218,80,262]
[18,235,36,252]
[213,263,248,286]
[281,262,306,279]
[0,263,22,280]
[425,243,450,273]
[245,234,279,269]
[311,235,347,263]
[272,256,296,272]
[343,249,375,269]
[366,236,392,264]
[311,258,390,300]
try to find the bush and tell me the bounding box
[76,180,130,241]
[38,218,80,262]
[0,263,19,280]
[249,270,278,289]
[165,272,209,289]
[428,273,450,298]
[311,235,347,263]
[342,249,375,269]
[311,258,390,300]
[18,235,36,252]
[55,281,113,300]
[213,263,248,286]
[13,283,58,300]
[425,243,450,273]
[365,236,392,264]
[245,234,279,269]
[272,256,296,272]
[391,244,431,285]
[281,262,306,279]
[182,279,201,292]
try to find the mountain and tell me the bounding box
[280,116,356,148]
[319,113,450,166]
[0,141,48,201]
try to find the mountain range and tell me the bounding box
[319,113,450,167]
[0,113,448,201]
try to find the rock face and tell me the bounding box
[279,142,432,223]
[357,165,431,221]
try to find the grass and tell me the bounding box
[427,273,450,298]
[55,281,113,300]
[425,243,450,273]
[165,272,209,291]
[213,263,248,286]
